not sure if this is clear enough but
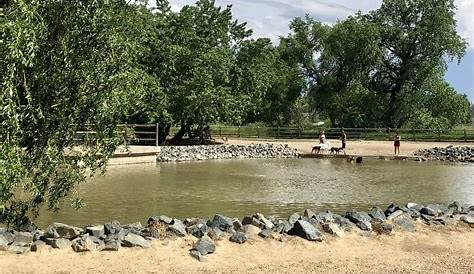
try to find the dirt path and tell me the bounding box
[1,226,473,274]
[226,138,473,156]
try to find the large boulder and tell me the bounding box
[461,215,474,226]
[210,214,234,232]
[45,223,83,239]
[288,220,324,241]
[122,233,151,248]
[345,210,372,231]
[192,235,215,255]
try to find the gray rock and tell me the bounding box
[45,223,83,239]
[85,226,105,238]
[387,210,404,220]
[242,216,263,228]
[0,235,9,251]
[369,207,386,223]
[72,236,99,252]
[420,204,440,216]
[258,229,271,239]
[190,250,205,262]
[169,219,187,237]
[31,240,46,252]
[345,210,372,231]
[255,213,274,230]
[103,239,121,251]
[392,213,416,232]
[210,214,234,232]
[46,238,71,249]
[322,223,344,237]
[33,230,45,241]
[288,213,300,224]
[229,232,248,244]
[104,220,122,235]
[188,223,208,238]
[461,215,474,225]
[207,227,225,241]
[303,209,316,219]
[243,224,262,236]
[8,243,30,254]
[0,230,15,245]
[288,220,324,241]
[385,203,401,216]
[192,235,215,255]
[123,222,144,235]
[371,221,393,235]
[232,218,243,231]
[122,233,151,248]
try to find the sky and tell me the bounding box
[152,0,474,102]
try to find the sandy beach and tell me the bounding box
[0,225,472,274]
[226,138,473,156]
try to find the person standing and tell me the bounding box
[394,131,401,155]
[319,130,326,144]
[341,128,347,155]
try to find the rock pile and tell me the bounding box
[0,202,472,259]
[415,146,474,163]
[157,144,299,162]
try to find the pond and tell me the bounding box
[36,159,474,227]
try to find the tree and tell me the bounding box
[283,0,468,128]
[0,0,162,227]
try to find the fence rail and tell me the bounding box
[73,124,474,146]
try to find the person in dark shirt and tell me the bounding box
[394,131,401,155]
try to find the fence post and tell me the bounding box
[155,123,159,147]
[277,126,280,139]
[464,129,467,142]
[238,126,241,138]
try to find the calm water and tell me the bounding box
[36,159,474,227]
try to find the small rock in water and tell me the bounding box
[229,232,248,244]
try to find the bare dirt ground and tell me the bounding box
[226,138,473,156]
[0,225,473,274]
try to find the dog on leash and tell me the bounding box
[330,147,344,155]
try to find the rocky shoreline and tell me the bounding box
[415,146,474,162]
[1,202,473,259]
[156,144,299,162]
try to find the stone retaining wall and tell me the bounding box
[157,144,299,162]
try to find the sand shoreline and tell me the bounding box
[1,225,473,274]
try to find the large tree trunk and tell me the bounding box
[171,121,190,144]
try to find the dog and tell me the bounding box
[312,145,322,154]
[330,147,344,155]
